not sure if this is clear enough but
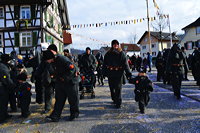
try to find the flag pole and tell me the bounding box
[168,14,173,47]
[146,0,152,54]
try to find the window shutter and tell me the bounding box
[192,42,195,49]
[58,24,61,33]
[50,16,53,27]
[14,33,19,47]
[52,38,54,44]
[45,33,48,42]
[31,5,36,19]
[184,43,187,50]
[32,32,37,47]
[14,6,20,19]
[195,41,198,47]
[44,11,47,22]
[59,42,62,52]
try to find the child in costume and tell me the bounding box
[129,70,153,114]
[17,73,32,118]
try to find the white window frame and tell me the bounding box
[20,6,31,19]
[142,45,146,49]
[0,33,3,47]
[196,27,200,34]
[20,32,32,47]
[0,8,4,18]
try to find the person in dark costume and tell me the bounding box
[167,43,187,99]
[35,50,55,114]
[103,39,132,108]
[46,44,80,122]
[79,47,97,98]
[95,52,104,85]
[136,55,142,72]
[16,73,32,118]
[0,54,15,123]
[63,49,74,62]
[129,70,153,114]
[155,51,164,81]
[191,48,200,86]
[26,48,43,104]
[162,48,171,84]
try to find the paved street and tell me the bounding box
[0,69,200,133]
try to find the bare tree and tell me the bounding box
[151,10,168,50]
[128,33,137,44]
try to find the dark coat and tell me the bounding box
[129,74,153,105]
[155,53,164,70]
[54,55,80,84]
[0,62,15,94]
[79,53,97,72]
[103,48,131,78]
[17,82,32,98]
[167,44,187,75]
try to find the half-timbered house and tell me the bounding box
[0,0,71,55]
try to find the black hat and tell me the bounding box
[48,44,58,52]
[1,54,11,63]
[111,40,119,47]
[43,50,55,60]
[17,73,27,81]
[63,49,69,53]
[86,47,91,51]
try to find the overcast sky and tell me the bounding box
[67,0,200,50]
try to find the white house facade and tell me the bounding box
[138,31,179,58]
[180,17,200,55]
[0,0,71,55]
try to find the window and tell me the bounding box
[0,33,3,46]
[152,52,156,56]
[152,44,156,48]
[21,32,32,47]
[196,27,200,34]
[142,45,146,49]
[197,40,200,48]
[144,37,148,42]
[21,6,30,19]
[0,8,4,18]
[187,42,193,50]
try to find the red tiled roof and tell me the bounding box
[120,43,140,51]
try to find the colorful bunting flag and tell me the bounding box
[66,14,170,29]
[153,0,159,10]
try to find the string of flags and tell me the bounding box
[66,14,169,29]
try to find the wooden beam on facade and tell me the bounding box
[0,26,41,32]
[0,0,52,6]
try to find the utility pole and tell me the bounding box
[146,0,152,54]
[167,14,173,47]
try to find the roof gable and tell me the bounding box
[137,31,179,44]
[182,17,200,30]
